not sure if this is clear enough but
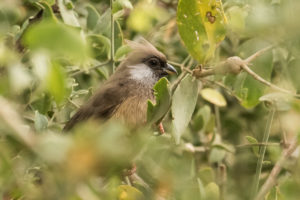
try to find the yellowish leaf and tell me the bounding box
[200,88,227,107]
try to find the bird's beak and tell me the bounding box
[164,63,178,75]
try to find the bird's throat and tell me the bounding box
[128,64,158,87]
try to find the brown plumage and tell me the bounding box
[63,39,177,131]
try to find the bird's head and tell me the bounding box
[117,39,177,85]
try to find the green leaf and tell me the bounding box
[46,62,67,104]
[262,160,272,166]
[38,2,57,20]
[94,9,111,35]
[86,4,101,31]
[208,147,226,163]
[172,75,198,144]
[212,143,235,153]
[57,0,80,27]
[266,186,283,200]
[259,92,292,111]
[191,105,211,132]
[23,19,88,61]
[197,178,206,199]
[177,0,227,63]
[112,1,123,15]
[31,0,56,6]
[226,6,248,33]
[204,182,220,200]
[42,0,56,5]
[34,111,48,132]
[35,134,72,163]
[117,0,133,10]
[200,88,227,107]
[147,77,171,125]
[113,0,133,17]
[88,34,111,61]
[127,2,168,33]
[280,179,300,200]
[245,136,259,157]
[118,185,144,200]
[92,9,123,52]
[114,45,131,61]
[31,93,52,114]
[198,167,215,185]
[287,59,300,91]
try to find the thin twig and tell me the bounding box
[171,71,188,93]
[241,63,300,98]
[251,108,276,199]
[71,60,110,77]
[68,98,80,108]
[168,60,193,74]
[125,176,132,186]
[160,56,192,123]
[171,57,193,93]
[255,138,298,200]
[131,173,150,189]
[110,0,115,72]
[244,45,274,64]
[218,164,227,200]
[202,79,242,102]
[214,105,222,135]
[236,142,281,148]
[276,113,288,148]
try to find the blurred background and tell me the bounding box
[0,0,300,199]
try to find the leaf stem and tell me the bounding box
[251,108,276,199]
[110,0,115,72]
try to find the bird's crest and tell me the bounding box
[125,38,166,62]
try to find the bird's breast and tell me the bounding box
[112,92,154,126]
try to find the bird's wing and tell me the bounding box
[63,81,127,131]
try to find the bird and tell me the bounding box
[63,39,177,131]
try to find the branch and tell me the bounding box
[192,56,245,78]
[191,45,300,98]
[254,138,298,200]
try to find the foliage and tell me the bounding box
[0,0,300,200]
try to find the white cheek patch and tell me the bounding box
[129,64,156,84]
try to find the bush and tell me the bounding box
[0,0,300,199]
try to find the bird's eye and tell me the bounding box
[149,58,159,66]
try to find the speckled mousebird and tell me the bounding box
[63,39,177,131]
